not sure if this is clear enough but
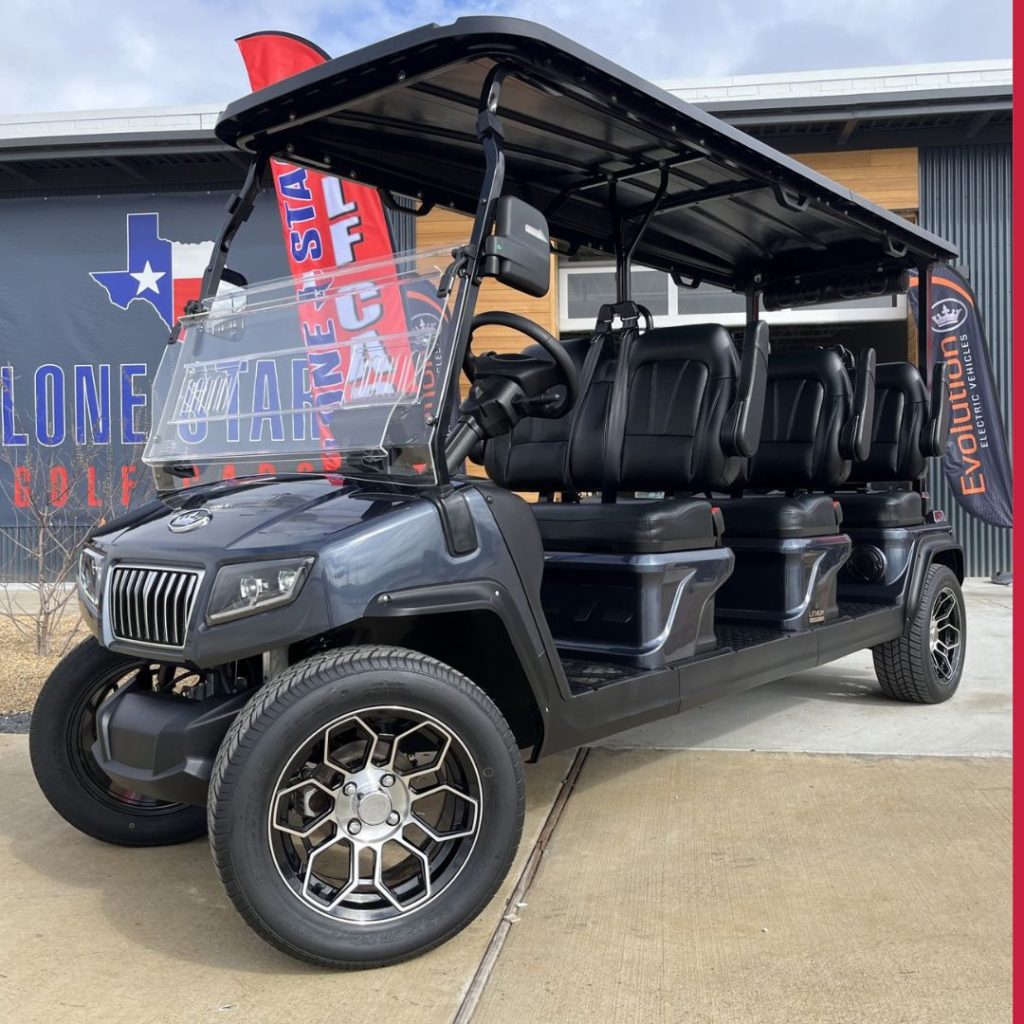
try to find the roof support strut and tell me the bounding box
[436,64,510,481]
[614,165,669,303]
[194,152,268,311]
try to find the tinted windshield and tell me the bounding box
[142,247,458,485]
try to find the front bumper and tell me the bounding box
[92,682,249,805]
[80,561,331,669]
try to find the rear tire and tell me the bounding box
[29,638,208,846]
[208,645,525,969]
[872,564,966,703]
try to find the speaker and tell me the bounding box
[846,544,887,583]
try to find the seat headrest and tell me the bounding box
[875,360,928,399]
[633,324,738,373]
[766,347,849,385]
[846,361,932,484]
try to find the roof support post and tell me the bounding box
[745,286,760,322]
[195,153,267,308]
[436,64,509,481]
[917,260,933,382]
[915,260,934,500]
[613,165,670,304]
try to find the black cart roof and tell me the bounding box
[216,17,957,295]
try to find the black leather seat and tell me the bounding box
[532,497,722,553]
[838,489,923,528]
[719,346,875,538]
[718,494,841,538]
[834,361,949,528]
[482,320,768,553]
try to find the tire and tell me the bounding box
[872,564,966,703]
[28,638,208,846]
[208,645,525,969]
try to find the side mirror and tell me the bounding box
[482,197,551,297]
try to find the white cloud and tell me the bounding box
[0,0,1010,115]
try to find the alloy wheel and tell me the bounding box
[928,586,962,683]
[267,706,482,924]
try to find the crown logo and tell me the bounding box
[931,302,964,330]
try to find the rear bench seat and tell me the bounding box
[835,361,950,528]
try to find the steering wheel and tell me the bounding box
[464,311,579,417]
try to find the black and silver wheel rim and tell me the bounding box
[71,662,199,816]
[267,706,482,924]
[928,587,963,683]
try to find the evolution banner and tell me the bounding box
[908,266,1013,529]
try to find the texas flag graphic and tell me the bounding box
[90,213,218,329]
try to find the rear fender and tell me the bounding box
[903,531,964,623]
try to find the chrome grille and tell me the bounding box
[108,566,201,648]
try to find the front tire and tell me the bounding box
[208,645,525,969]
[29,638,208,845]
[872,564,966,703]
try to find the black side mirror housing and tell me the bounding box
[482,197,551,297]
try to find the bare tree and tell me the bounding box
[0,443,150,656]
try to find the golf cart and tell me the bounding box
[30,18,965,969]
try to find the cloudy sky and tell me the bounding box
[0,0,1012,115]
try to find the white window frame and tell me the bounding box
[558,262,907,333]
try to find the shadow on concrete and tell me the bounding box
[0,748,567,977]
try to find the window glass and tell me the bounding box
[566,267,668,318]
[566,270,616,319]
[676,282,745,316]
[631,269,669,316]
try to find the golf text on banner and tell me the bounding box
[235,32,413,465]
[909,266,1012,529]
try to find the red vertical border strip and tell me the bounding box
[1012,2,1021,1008]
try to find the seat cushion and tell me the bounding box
[532,497,719,554]
[836,490,924,528]
[718,494,842,539]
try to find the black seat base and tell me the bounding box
[532,497,720,554]
[717,494,842,539]
[716,533,852,631]
[835,490,924,529]
[542,546,734,668]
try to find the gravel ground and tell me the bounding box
[0,615,87,716]
[0,711,31,733]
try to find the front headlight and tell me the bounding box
[78,546,104,606]
[206,557,314,624]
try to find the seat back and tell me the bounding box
[484,321,767,495]
[745,347,866,491]
[482,334,589,491]
[846,361,949,484]
[611,324,744,493]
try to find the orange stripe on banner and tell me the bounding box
[907,274,976,307]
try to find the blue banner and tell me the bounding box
[909,266,1012,529]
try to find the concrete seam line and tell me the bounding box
[451,746,590,1024]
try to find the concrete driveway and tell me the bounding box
[0,583,1011,1024]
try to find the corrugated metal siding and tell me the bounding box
[919,144,1012,577]
[385,203,416,253]
[0,526,88,582]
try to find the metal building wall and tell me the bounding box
[919,143,1012,578]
